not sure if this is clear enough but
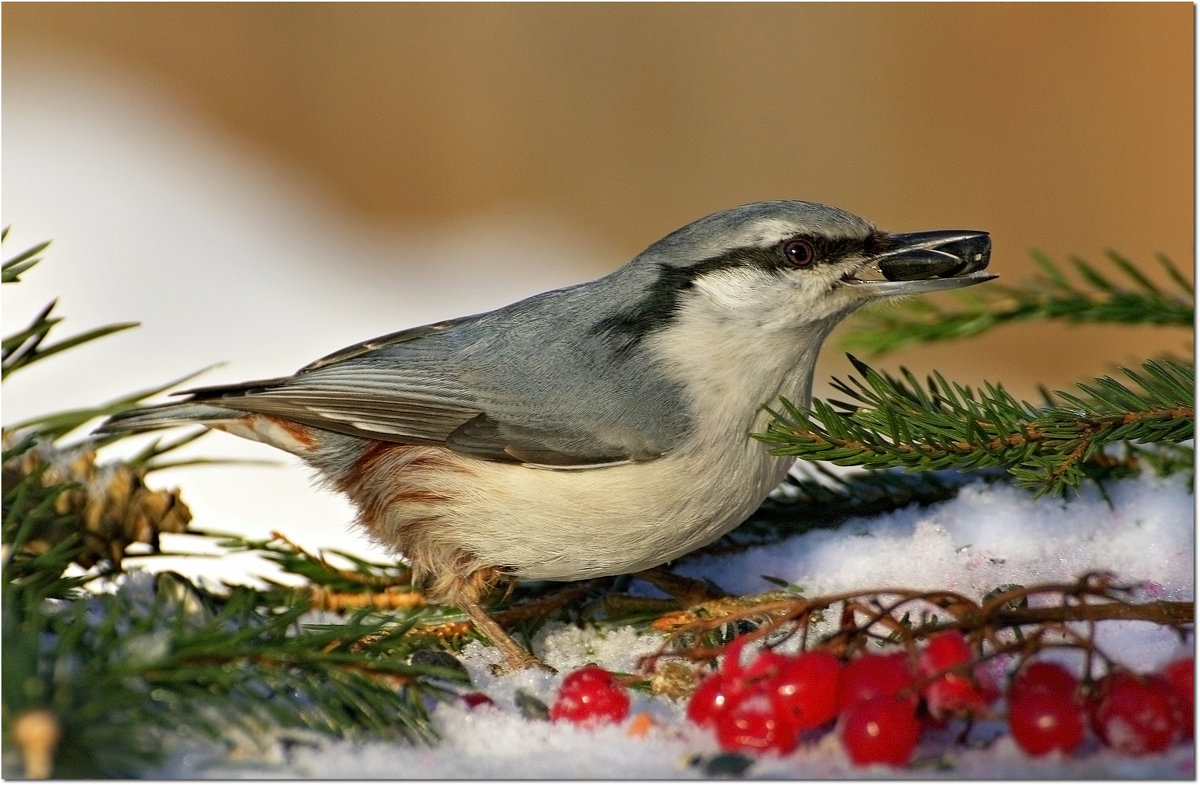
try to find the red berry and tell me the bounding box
[837,652,915,711]
[918,631,997,719]
[920,630,972,672]
[715,692,799,755]
[766,651,842,731]
[924,675,994,719]
[1160,657,1194,738]
[1010,661,1080,700]
[549,665,631,726]
[688,671,740,728]
[720,636,753,679]
[1008,690,1086,756]
[742,647,791,681]
[1093,671,1177,754]
[840,695,921,766]
[460,691,495,710]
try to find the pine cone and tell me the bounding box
[3,433,192,568]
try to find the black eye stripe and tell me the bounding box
[778,233,888,264]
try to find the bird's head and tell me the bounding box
[627,200,993,333]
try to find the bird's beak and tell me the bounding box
[844,230,995,295]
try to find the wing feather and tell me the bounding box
[178,281,690,466]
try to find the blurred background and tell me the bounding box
[3,3,1194,570]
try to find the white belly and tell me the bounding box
[433,433,792,581]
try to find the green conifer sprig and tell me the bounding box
[4,572,457,777]
[1,267,140,379]
[2,436,96,600]
[757,355,1193,496]
[4,463,457,776]
[846,251,1193,355]
[216,533,415,594]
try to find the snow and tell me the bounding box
[150,470,1194,779]
[4,50,1195,779]
[682,473,1194,608]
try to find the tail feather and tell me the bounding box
[95,402,243,435]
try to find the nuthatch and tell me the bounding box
[99,200,993,670]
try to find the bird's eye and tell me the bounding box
[783,239,816,267]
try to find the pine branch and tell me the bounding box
[756,355,1194,496]
[4,573,459,777]
[846,251,1193,355]
[1,436,96,600]
[216,531,415,594]
[2,234,214,444]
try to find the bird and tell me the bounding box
[97,200,993,670]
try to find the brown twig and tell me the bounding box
[642,572,1193,673]
[307,585,426,613]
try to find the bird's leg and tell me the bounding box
[461,597,548,672]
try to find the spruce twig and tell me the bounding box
[4,575,457,777]
[1,300,139,380]
[1,230,50,283]
[756,355,1194,496]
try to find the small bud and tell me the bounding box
[12,708,61,779]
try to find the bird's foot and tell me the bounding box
[462,598,554,673]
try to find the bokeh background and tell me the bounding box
[3,3,1194,567]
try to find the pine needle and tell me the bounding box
[846,251,1193,356]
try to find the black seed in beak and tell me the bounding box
[879,249,965,281]
[935,236,991,275]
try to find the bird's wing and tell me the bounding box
[179,319,480,446]
[186,367,481,446]
[297,318,474,372]
[179,318,679,467]
[443,413,641,466]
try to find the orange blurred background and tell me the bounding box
[4,2,1194,396]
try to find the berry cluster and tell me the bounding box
[539,639,1192,767]
[685,634,944,764]
[994,652,1193,758]
[679,631,1193,766]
